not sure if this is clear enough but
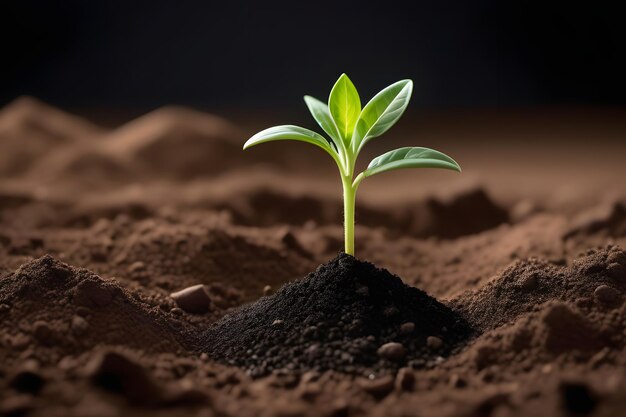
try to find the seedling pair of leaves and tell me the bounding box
[244,74,460,256]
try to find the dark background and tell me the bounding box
[2,0,625,110]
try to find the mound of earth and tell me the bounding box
[454,245,626,332]
[201,253,472,377]
[0,97,102,176]
[102,106,243,179]
[0,255,190,361]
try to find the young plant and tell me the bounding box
[243,74,461,256]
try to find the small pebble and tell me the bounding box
[427,336,443,349]
[399,322,415,335]
[449,374,467,388]
[71,315,89,334]
[263,285,273,296]
[170,284,212,314]
[607,250,626,266]
[518,274,538,291]
[594,285,621,306]
[377,342,407,361]
[32,321,54,345]
[272,319,284,326]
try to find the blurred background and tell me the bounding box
[2,0,626,110]
[0,0,624,213]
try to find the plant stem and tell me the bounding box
[342,176,356,256]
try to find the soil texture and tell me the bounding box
[1,98,626,417]
[202,253,471,376]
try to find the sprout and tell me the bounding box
[244,74,461,256]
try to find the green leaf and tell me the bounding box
[353,80,413,153]
[243,125,344,172]
[328,74,361,143]
[362,147,461,178]
[303,95,343,149]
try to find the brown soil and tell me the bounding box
[1,97,626,417]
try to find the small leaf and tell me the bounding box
[243,125,338,157]
[353,80,413,153]
[362,147,461,178]
[303,95,342,149]
[328,74,361,143]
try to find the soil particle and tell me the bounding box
[606,262,626,281]
[377,343,407,361]
[32,320,56,346]
[201,253,472,376]
[170,284,212,314]
[71,315,89,334]
[426,336,443,349]
[607,249,626,266]
[593,285,621,306]
[399,322,415,335]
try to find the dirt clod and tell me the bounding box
[594,285,621,306]
[71,315,89,334]
[426,336,443,349]
[170,284,212,314]
[399,322,415,335]
[377,343,407,361]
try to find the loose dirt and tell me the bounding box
[1,98,625,417]
[202,253,471,377]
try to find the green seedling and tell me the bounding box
[243,74,461,256]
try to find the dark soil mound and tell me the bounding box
[200,253,472,377]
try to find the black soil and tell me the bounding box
[200,253,473,377]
